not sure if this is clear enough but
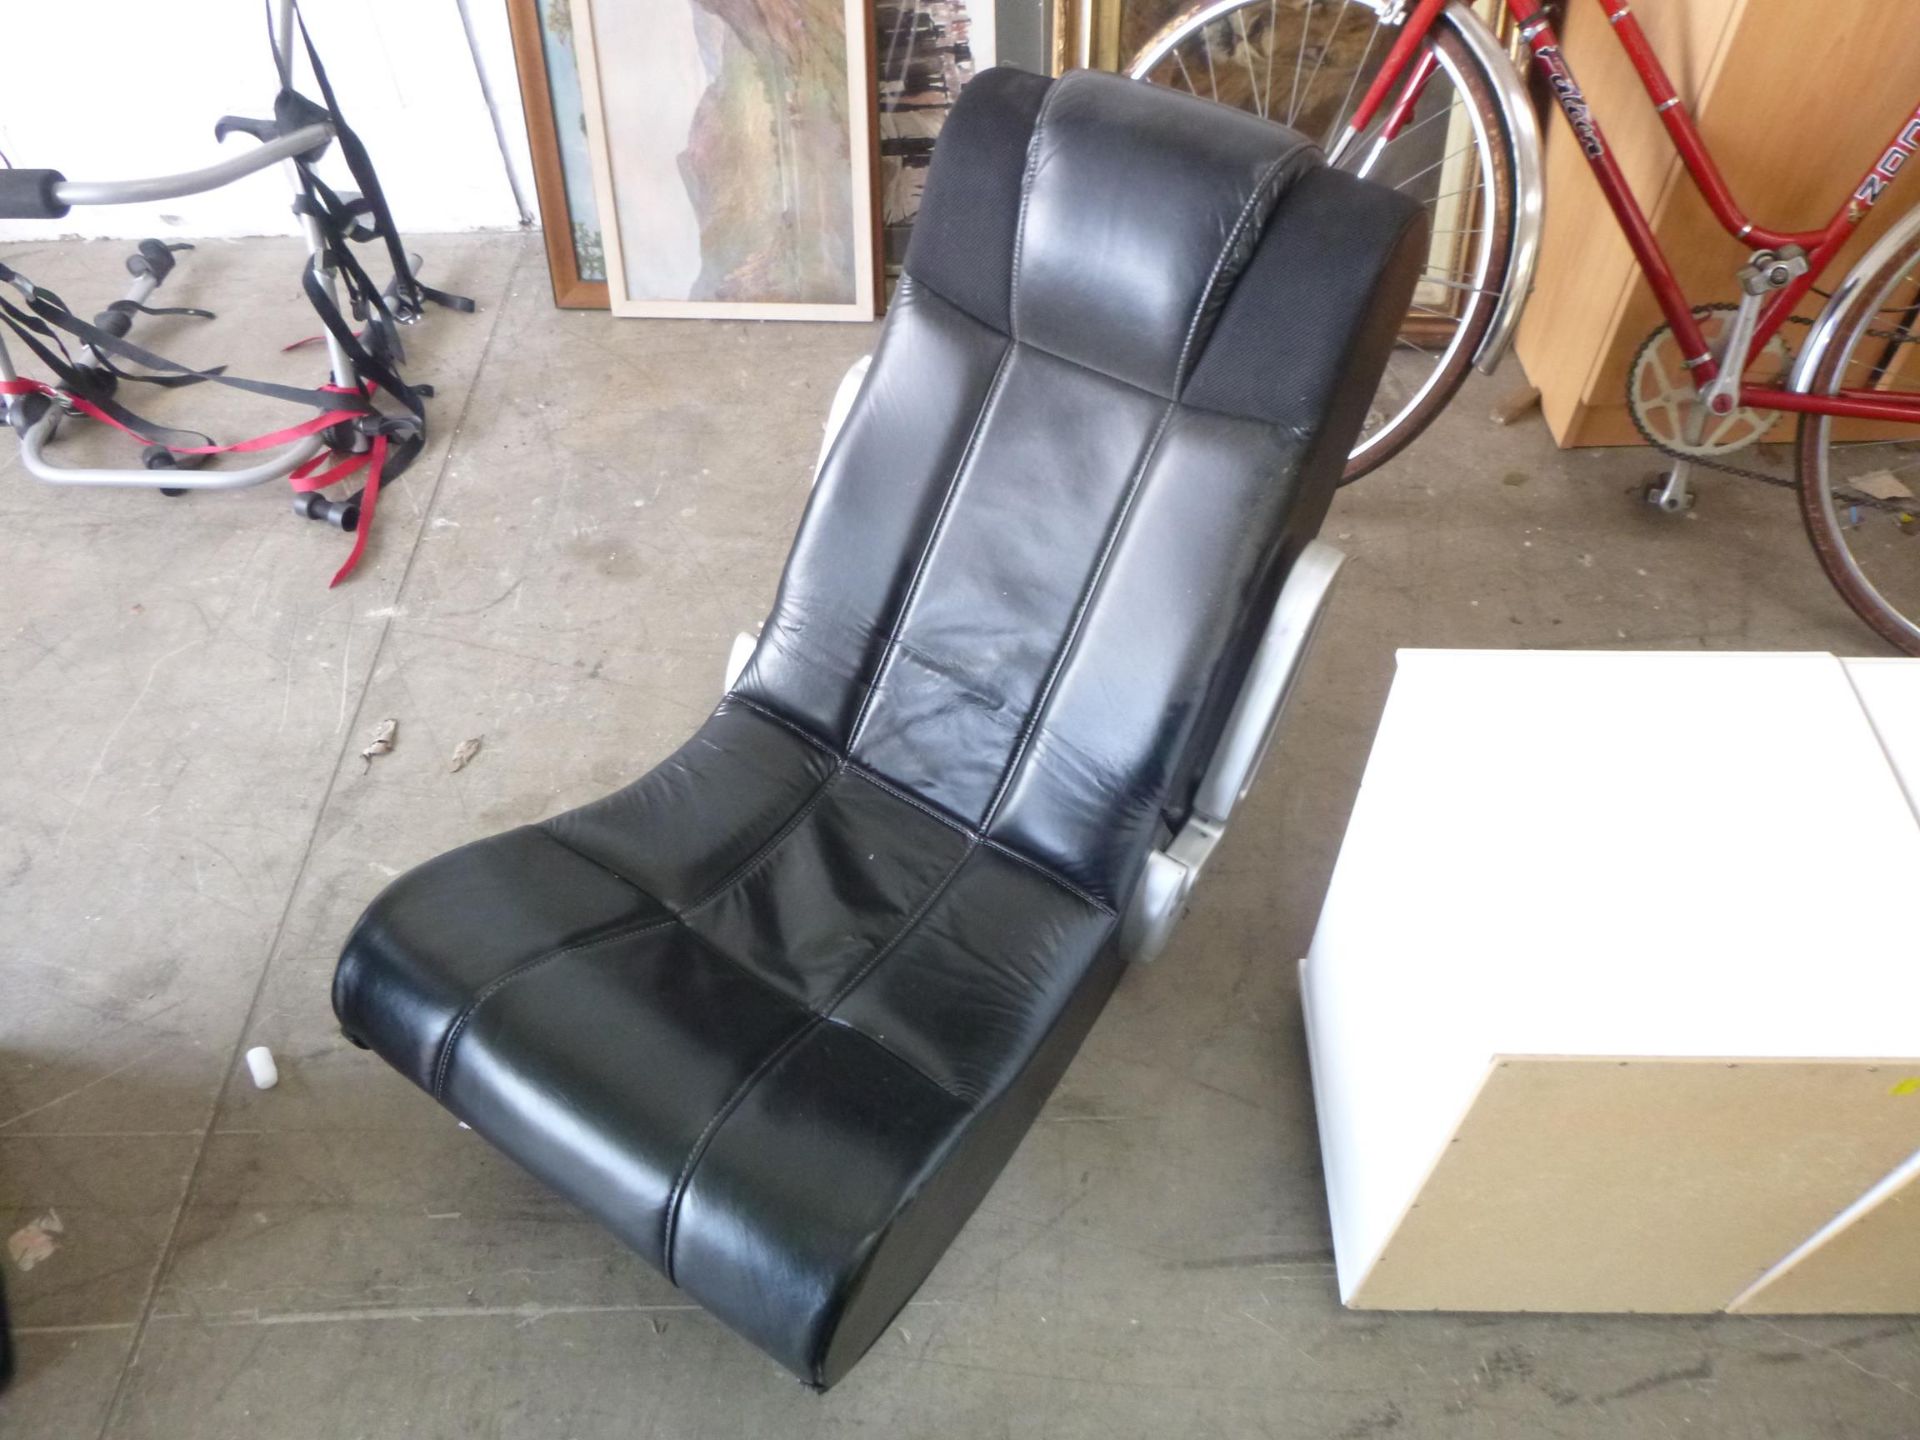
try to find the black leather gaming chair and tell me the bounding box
[333,67,1423,1388]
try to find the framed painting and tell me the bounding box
[572,0,879,321]
[875,0,995,268]
[506,0,609,309]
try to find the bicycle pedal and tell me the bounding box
[1642,475,1697,514]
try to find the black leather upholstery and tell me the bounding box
[334,67,1423,1388]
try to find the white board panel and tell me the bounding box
[0,0,520,241]
[1304,650,1920,1295]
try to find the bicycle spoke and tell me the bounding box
[1825,436,1920,453]
[1203,23,1220,101]
[1418,272,1500,295]
[1393,141,1481,195]
[1292,0,1346,129]
[1341,104,1456,179]
[1263,0,1279,122]
[1286,0,1315,127]
[1380,102,1455,149]
[1173,50,1200,96]
[1232,8,1263,118]
[1326,12,1384,150]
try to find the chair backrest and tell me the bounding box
[735,67,1423,910]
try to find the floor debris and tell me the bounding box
[8,1210,63,1272]
[1489,383,1542,425]
[449,736,483,773]
[1853,469,1915,503]
[360,718,398,771]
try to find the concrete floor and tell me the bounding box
[0,230,1913,1440]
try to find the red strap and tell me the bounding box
[284,326,366,353]
[288,445,373,493]
[328,432,386,588]
[4,376,387,587]
[0,375,365,455]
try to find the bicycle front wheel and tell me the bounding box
[1797,214,1920,656]
[1131,0,1518,483]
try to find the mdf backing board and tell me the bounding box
[1731,1139,1920,1315]
[1347,1057,1920,1313]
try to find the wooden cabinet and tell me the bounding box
[1513,0,1920,447]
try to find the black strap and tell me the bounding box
[0,297,217,449]
[105,299,217,322]
[0,262,368,414]
[292,12,421,319]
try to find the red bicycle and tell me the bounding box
[1132,0,1920,654]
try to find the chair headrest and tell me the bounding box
[906,68,1324,397]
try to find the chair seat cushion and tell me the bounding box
[334,699,1121,1384]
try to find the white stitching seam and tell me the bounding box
[1172,143,1317,392]
[429,914,677,1101]
[978,402,1176,831]
[726,694,1116,917]
[660,841,976,1281]
[1008,73,1071,344]
[841,344,1017,755]
[837,77,1065,755]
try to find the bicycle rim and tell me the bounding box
[1131,0,1515,482]
[1797,222,1920,656]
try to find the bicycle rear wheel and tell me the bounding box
[1131,0,1518,482]
[1796,215,1920,656]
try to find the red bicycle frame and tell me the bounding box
[1346,0,1920,425]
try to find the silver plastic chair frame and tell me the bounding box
[1115,538,1345,962]
[727,355,1347,962]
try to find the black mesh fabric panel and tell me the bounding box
[900,66,1052,334]
[1183,166,1426,424]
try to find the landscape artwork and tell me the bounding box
[875,0,995,267]
[574,0,877,319]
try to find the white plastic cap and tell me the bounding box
[245,1045,279,1090]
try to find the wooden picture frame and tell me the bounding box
[572,0,879,321]
[505,0,609,309]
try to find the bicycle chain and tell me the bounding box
[1626,303,1920,508]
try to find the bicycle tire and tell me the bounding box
[1131,1,1519,483]
[1795,213,1920,656]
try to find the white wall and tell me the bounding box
[0,0,538,241]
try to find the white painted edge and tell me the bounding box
[1728,1141,1920,1311]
